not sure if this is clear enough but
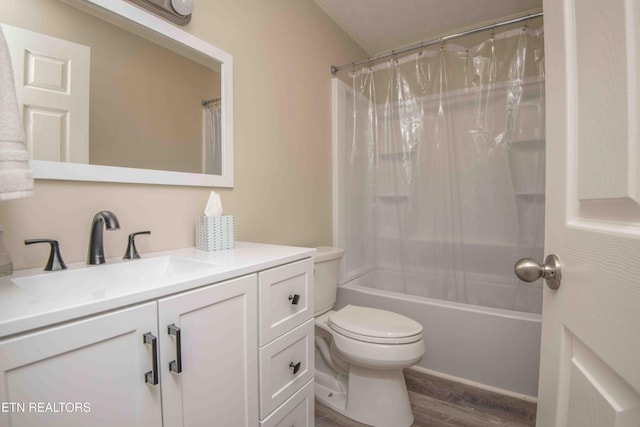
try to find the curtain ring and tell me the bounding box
[440,38,446,51]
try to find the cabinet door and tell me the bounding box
[0,302,162,427]
[158,274,258,427]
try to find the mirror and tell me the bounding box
[1,0,233,187]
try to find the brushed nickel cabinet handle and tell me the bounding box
[168,324,182,373]
[143,332,159,385]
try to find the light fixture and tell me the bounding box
[127,0,193,25]
[170,0,194,16]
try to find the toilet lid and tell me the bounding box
[328,305,423,344]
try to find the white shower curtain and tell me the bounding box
[343,26,545,313]
[203,101,222,175]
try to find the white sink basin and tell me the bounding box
[11,256,217,302]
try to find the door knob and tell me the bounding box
[514,254,562,290]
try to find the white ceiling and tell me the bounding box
[315,0,542,56]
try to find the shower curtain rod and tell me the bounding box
[201,97,221,106]
[330,11,543,75]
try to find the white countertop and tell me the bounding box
[0,242,315,338]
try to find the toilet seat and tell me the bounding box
[316,305,425,369]
[328,305,423,345]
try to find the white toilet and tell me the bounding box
[313,247,425,427]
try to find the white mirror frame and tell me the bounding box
[31,0,234,187]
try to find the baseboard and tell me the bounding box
[407,365,539,404]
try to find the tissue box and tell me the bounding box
[195,215,234,251]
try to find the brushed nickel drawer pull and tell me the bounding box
[288,294,300,305]
[289,361,301,375]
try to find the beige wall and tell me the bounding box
[0,0,367,269]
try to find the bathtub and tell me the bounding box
[335,273,541,399]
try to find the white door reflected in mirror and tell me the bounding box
[3,25,90,164]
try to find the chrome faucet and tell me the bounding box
[87,210,120,265]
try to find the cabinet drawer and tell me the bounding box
[259,379,314,427]
[259,320,314,418]
[259,258,314,346]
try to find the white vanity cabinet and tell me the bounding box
[0,243,314,427]
[0,275,257,427]
[0,302,162,427]
[257,258,315,426]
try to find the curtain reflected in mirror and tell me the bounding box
[202,99,222,175]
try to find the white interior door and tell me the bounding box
[538,0,640,425]
[1,24,89,163]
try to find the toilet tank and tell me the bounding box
[314,247,345,316]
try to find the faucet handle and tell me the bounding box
[25,239,67,271]
[123,231,151,260]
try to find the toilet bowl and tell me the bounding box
[313,248,425,427]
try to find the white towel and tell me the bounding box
[0,25,33,201]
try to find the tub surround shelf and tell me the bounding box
[508,138,544,146]
[515,192,545,197]
[515,193,545,203]
[378,151,417,159]
[375,235,544,250]
[376,194,409,201]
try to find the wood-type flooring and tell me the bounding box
[315,368,537,427]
